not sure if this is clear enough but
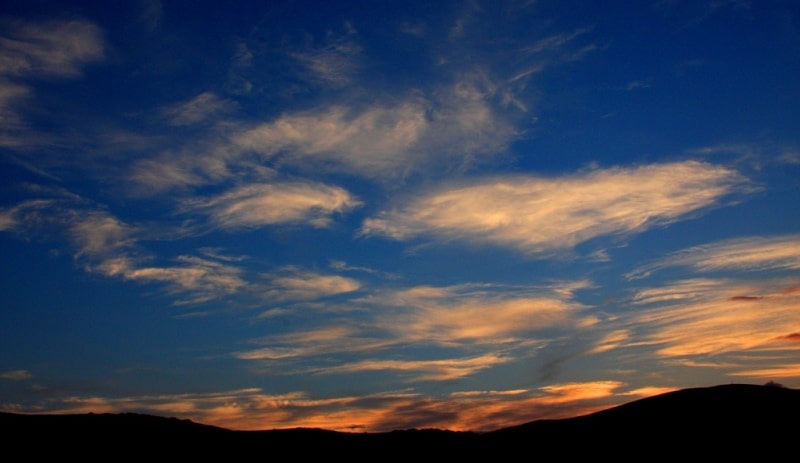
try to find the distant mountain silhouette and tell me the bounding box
[2,383,797,457]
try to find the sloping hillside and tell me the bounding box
[2,383,797,458]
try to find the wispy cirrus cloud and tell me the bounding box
[231,101,428,177]
[0,18,105,146]
[126,141,242,195]
[1,180,364,307]
[290,24,362,88]
[108,255,248,306]
[230,82,516,180]
[236,280,596,384]
[261,267,362,302]
[184,182,362,230]
[0,198,54,232]
[0,197,135,260]
[312,354,512,382]
[67,212,138,259]
[730,363,800,379]
[627,278,800,358]
[627,234,800,280]
[161,91,238,126]
[361,161,752,256]
[123,9,598,191]
[0,18,104,77]
[0,194,249,305]
[0,370,32,381]
[235,326,395,362]
[376,282,593,344]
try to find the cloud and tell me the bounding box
[229,77,517,181]
[537,380,625,403]
[161,91,237,126]
[133,104,470,192]
[0,199,49,232]
[0,370,32,381]
[729,364,800,379]
[0,17,105,146]
[116,255,247,305]
[231,101,431,178]
[627,234,800,279]
[235,280,594,383]
[1,186,359,307]
[627,278,800,358]
[0,78,30,132]
[127,144,239,195]
[4,380,631,433]
[67,212,137,259]
[185,182,362,229]
[361,161,751,255]
[0,198,134,262]
[312,354,512,382]
[262,268,362,301]
[377,282,592,344]
[0,18,105,78]
[122,13,600,191]
[234,326,394,362]
[0,195,249,305]
[290,25,361,87]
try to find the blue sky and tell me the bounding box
[1,0,798,432]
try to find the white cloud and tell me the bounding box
[232,101,430,178]
[230,78,516,180]
[361,161,751,255]
[186,182,362,229]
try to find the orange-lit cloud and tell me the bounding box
[361,161,749,255]
[304,354,512,382]
[2,380,644,433]
[776,333,800,342]
[261,268,361,301]
[628,279,800,358]
[381,285,588,343]
[729,364,800,378]
[185,182,362,229]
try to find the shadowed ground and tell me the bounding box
[2,383,797,458]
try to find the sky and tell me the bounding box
[0,0,798,433]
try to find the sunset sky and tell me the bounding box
[1,0,798,433]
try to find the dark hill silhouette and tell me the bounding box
[2,383,798,458]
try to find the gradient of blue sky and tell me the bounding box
[1,0,798,432]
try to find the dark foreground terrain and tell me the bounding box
[2,383,798,458]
